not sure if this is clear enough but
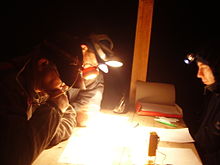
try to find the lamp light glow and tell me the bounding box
[98,63,109,73]
[105,60,123,67]
[184,59,190,64]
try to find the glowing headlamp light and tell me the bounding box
[89,34,123,68]
[184,53,196,64]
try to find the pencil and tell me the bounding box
[155,120,177,127]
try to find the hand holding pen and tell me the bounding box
[47,84,70,113]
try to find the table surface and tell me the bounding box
[32,109,202,165]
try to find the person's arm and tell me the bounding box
[1,88,76,165]
[41,89,77,148]
[194,109,220,152]
[68,72,104,111]
[193,95,220,164]
[46,104,77,148]
[67,72,104,126]
[1,103,74,165]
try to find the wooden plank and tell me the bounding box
[129,0,154,104]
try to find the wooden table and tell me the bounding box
[33,109,202,165]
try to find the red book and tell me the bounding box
[136,101,183,118]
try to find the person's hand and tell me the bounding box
[76,110,90,127]
[47,89,70,113]
[76,105,100,127]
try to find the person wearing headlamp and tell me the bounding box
[0,32,83,165]
[0,32,123,165]
[184,40,220,165]
[67,33,123,127]
[37,32,123,127]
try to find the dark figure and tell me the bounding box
[184,40,220,165]
[0,32,122,165]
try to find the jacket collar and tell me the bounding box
[205,82,220,95]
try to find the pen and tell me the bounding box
[155,120,177,127]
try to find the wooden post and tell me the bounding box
[129,0,154,104]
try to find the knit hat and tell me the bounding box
[195,39,220,83]
[36,32,83,87]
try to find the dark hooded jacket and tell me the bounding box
[0,54,77,165]
[189,41,220,165]
[0,32,106,165]
[194,83,220,165]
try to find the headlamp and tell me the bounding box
[184,53,196,64]
[89,34,123,68]
[81,66,99,80]
[98,63,109,73]
[105,56,123,67]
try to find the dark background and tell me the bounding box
[3,0,219,123]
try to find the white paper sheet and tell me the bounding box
[58,127,196,165]
[58,114,146,165]
[155,147,202,165]
[58,127,148,165]
[144,127,195,143]
[58,113,196,165]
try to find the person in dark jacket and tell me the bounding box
[0,32,122,165]
[67,73,104,127]
[184,40,220,165]
[67,33,123,127]
[0,32,82,165]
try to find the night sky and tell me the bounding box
[4,0,220,122]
